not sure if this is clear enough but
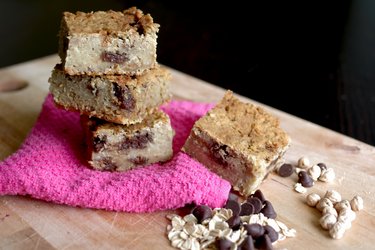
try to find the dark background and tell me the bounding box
[1,0,374,146]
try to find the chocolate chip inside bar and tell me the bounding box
[93,135,106,152]
[101,51,128,64]
[112,82,136,110]
[119,131,153,150]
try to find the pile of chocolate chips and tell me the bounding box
[190,190,278,250]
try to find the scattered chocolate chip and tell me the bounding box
[93,135,106,152]
[263,225,278,242]
[101,51,128,63]
[192,205,212,223]
[240,202,254,216]
[317,162,327,171]
[247,197,263,214]
[277,163,294,177]
[226,215,241,230]
[245,223,265,239]
[298,171,314,187]
[261,200,277,219]
[228,192,239,202]
[252,190,266,203]
[255,234,274,250]
[216,238,233,250]
[224,200,241,216]
[112,83,135,110]
[238,235,255,250]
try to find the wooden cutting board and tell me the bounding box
[0,55,374,250]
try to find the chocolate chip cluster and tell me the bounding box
[166,190,296,250]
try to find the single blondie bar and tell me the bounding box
[81,109,174,171]
[183,91,290,196]
[49,64,171,125]
[59,7,159,75]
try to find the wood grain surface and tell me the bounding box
[0,55,374,250]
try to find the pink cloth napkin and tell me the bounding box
[0,95,230,212]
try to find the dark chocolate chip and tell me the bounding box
[252,190,266,203]
[101,51,128,64]
[119,132,153,150]
[112,83,135,111]
[277,163,294,177]
[317,162,327,171]
[255,234,274,250]
[228,192,239,202]
[244,223,265,239]
[224,200,241,216]
[240,202,254,216]
[93,135,106,152]
[128,156,148,165]
[247,197,263,214]
[263,225,278,243]
[238,235,255,250]
[86,83,97,95]
[209,142,230,166]
[101,158,117,171]
[192,205,212,223]
[226,215,241,230]
[261,200,277,219]
[216,238,233,250]
[298,171,314,187]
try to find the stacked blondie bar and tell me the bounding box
[49,7,174,171]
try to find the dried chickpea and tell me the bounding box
[324,190,342,204]
[306,193,321,207]
[320,213,337,230]
[322,206,338,217]
[329,221,346,239]
[334,200,351,212]
[350,195,364,211]
[316,198,333,212]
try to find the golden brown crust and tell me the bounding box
[194,90,290,162]
[82,109,168,135]
[62,7,159,35]
[54,63,171,87]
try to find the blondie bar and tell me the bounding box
[183,91,290,196]
[59,7,159,75]
[49,64,171,125]
[81,109,174,171]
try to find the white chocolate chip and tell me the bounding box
[319,168,335,182]
[294,183,307,193]
[324,190,342,204]
[320,213,337,230]
[350,195,364,211]
[306,193,321,207]
[307,165,321,181]
[298,156,310,169]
